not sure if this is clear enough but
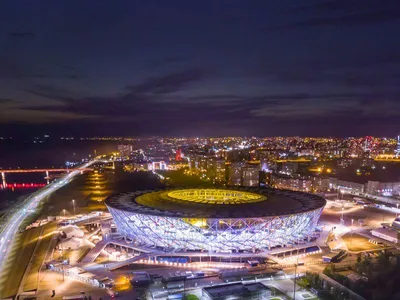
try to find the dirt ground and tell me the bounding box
[342,232,384,252]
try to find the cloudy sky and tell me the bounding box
[0,0,399,137]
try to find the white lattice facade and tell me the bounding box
[107,205,323,251]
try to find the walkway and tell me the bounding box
[80,238,153,264]
[107,253,157,270]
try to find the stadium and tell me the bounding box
[105,187,326,252]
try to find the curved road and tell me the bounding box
[0,160,102,274]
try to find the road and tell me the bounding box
[0,160,102,275]
[17,225,45,296]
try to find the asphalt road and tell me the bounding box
[0,160,103,296]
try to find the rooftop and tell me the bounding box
[105,187,326,218]
[203,282,268,298]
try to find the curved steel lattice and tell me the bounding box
[107,205,323,252]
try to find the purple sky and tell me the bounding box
[0,0,399,137]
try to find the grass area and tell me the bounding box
[39,171,111,217]
[23,223,57,292]
[0,227,41,298]
[296,277,310,288]
[342,233,383,252]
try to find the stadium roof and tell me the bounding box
[105,187,326,219]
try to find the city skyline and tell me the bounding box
[0,0,399,137]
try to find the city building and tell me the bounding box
[271,174,326,193]
[326,178,365,194]
[175,148,182,161]
[148,161,167,171]
[206,158,226,182]
[272,174,312,192]
[371,227,398,243]
[396,134,400,157]
[280,162,299,175]
[241,165,260,187]
[366,181,400,197]
[228,162,245,186]
[117,144,133,157]
[191,155,208,172]
[202,282,270,300]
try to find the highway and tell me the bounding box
[0,160,101,275]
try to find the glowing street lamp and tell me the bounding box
[72,199,75,215]
[340,206,344,224]
[351,218,355,245]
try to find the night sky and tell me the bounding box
[0,0,399,137]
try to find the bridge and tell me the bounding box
[1,168,93,187]
[0,168,93,173]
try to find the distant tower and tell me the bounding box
[175,149,182,161]
[363,136,373,153]
[395,134,400,157]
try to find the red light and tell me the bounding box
[4,183,46,189]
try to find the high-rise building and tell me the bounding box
[206,158,226,182]
[228,162,260,186]
[228,162,245,186]
[118,144,133,157]
[215,159,226,182]
[149,161,167,171]
[175,149,182,161]
[196,156,207,172]
[395,134,400,157]
[241,165,260,187]
[281,162,299,175]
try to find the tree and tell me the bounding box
[356,255,361,264]
[376,250,390,269]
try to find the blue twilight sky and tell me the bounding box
[0,0,399,137]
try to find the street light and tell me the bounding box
[351,219,354,245]
[293,255,299,300]
[340,206,344,224]
[72,199,75,215]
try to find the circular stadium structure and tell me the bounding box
[105,187,326,252]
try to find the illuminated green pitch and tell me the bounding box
[166,189,266,204]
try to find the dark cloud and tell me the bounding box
[0,57,81,80]
[22,69,215,120]
[277,0,400,30]
[0,1,399,136]
[128,68,208,95]
[288,10,400,28]
[0,98,15,104]
[9,32,35,38]
[23,85,85,101]
[289,0,397,14]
